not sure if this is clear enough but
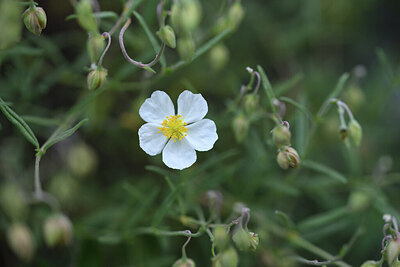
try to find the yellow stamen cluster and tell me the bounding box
[158,115,188,142]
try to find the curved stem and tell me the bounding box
[181,230,192,260]
[109,0,135,36]
[119,18,166,70]
[97,32,111,67]
[34,155,43,197]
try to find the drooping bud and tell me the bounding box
[232,113,249,143]
[348,119,362,147]
[385,239,400,266]
[7,223,35,262]
[214,226,230,251]
[0,183,28,220]
[360,261,379,267]
[0,0,22,50]
[171,0,202,34]
[272,125,291,147]
[87,33,106,63]
[276,146,300,170]
[232,227,258,251]
[157,25,176,48]
[209,44,229,71]
[212,248,238,267]
[172,258,196,267]
[87,68,107,90]
[43,214,73,247]
[177,37,195,61]
[76,0,97,33]
[243,94,259,116]
[23,6,47,35]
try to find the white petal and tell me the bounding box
[162,139,197,170]
[139,91,175,124]
[138,123,168,156]
[177,90,208,124]
[185,119,218,151]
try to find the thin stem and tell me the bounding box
[292,256,340,266]
[337,101,354,121]
[97,32,111,67]
[119,18,166,69]
[135,227,204,237]
[34,155,43,197]
[181,230,192,260]
[109,0,135,36]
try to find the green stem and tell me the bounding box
[34,155,42,197]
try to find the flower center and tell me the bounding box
[158,115,188,142]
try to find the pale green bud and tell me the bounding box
[232,228,258,251]
[248,232,259,251]
[272,125,291,147]
[348,119,362,147]
[0,183,28,220]
[43,214,73,247]
[209,44,229,71]
[214,226,230,251]
[87,68,107,90]
[212,248,238,267]
[23,6,47,35]
[157,25,176,48]
[386,239,400,266]
[48,173,80,209]
[7,223,35,262]
[360,260,379,267]
[171,0,202,34]
[87,34,106,63]
[227,2,244,29]
[177,37,195,61]
[0,0,22,49]
[172,258,196,267]
[67,143,98,177]
[76,0,97,33]
[277,146,300,170]
[243,94,259,116]
[343,85,365,111]
[348,190,370,211]
[232,113,249,143]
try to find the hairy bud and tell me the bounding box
[172,258,196,267]
[87,68,107,90]
[277,146,300,170]
[43,214,73,247]
[177,37,195,61]
[7,223,35,262]
[272,125,291,147]
[386,239,400,266]
[23,6,47,36]
[157,25,176,48]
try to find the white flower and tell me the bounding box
[138,90,218,170]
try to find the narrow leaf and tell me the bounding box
[317,73,349,117]
[66,11,119,21]
[275,73,304,96]
[257,65,277,113]
[0,98,39,148]
[279,96,313,121]
[302,159,348,184]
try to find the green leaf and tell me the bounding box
[257,65,277,113]
[275,210,295,229]
[317,73,349,117]
[152,181,182,228]
[279,96,313,122]
[65,11,119,21]
[298,206,348,232]
[40,118,89,154]
[22,115,61,127]
[275,73,304,96]
[302,160,348,184]
[0,98,39,148]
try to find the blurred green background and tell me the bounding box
[1,0,400,266]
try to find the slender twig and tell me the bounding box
[109,0,135,36]
[181,230,192,260]
[97,32,111,67]
[34,155,42,197]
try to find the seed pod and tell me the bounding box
[272,125,291,147]
[348,119,362,146]
[87,68,107,90]
[232,113,249,143]
[277,146,300,170]
[177,37,195,61]
[172,258,196,267]
[76,0,97,33]
[23,6,47,35]
[0,183,28,221]
[157,25,176,48]
[43,214,73,247]
[7,223,35,262]
[87,33,106,63]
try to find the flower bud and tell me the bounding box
[232,113,249,143]
[43,214,73,247]
[385,239,400,266]
[348,119,362,147]
[7,223,35,262]
[0,0,22,50]
[272,125,291,147]
[277,146,300,170]
[232,227,259,251]
[343,85,365,112]
[348,190,370,211]
[360,260,379,267]
[171,0,202,34]
[177,37,195,61]
[67,143,98,177]
[214,226,229,251]
[76,0,97,33]
[339,126,348,140]
[248,232,259,251]
[172,258,196,267]
[212,248,238,267]
[87,68,107,90]
[0,183,28,220]
[157,25,176,48]
[227,2,244,30]
[243,94,259,116]
[209,44,229,72]
[23,6,47,35]
[87,33,106,63]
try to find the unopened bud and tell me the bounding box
[385,239,400,266]
[177,37,195,61]
[348,190,370,211]
[171,0,202,34]
[87,33,106,63]
[214,226,229,251]
[348,119,362,147]
[227,2,244,30]
[209,44,229,71]
[7,223,34,262]
[248,232,259,251]
[212,248,238,267]
[277,146,300,170]
[172,258,196,267]
[272,125,291,147]
[360,261,379,267]
[23,6,47,36]
[76,0,97,33]
[232,227,258,251]
[157,25,176,48]
[0,183,28,220]
[87,68,107,90]
[43,214,73,247]
[243,94,259,116]
[232,113,249,143]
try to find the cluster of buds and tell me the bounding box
[381,214,400,266]
[272,124,300,170]
[333,99,363,147]
[23,4,47,36]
